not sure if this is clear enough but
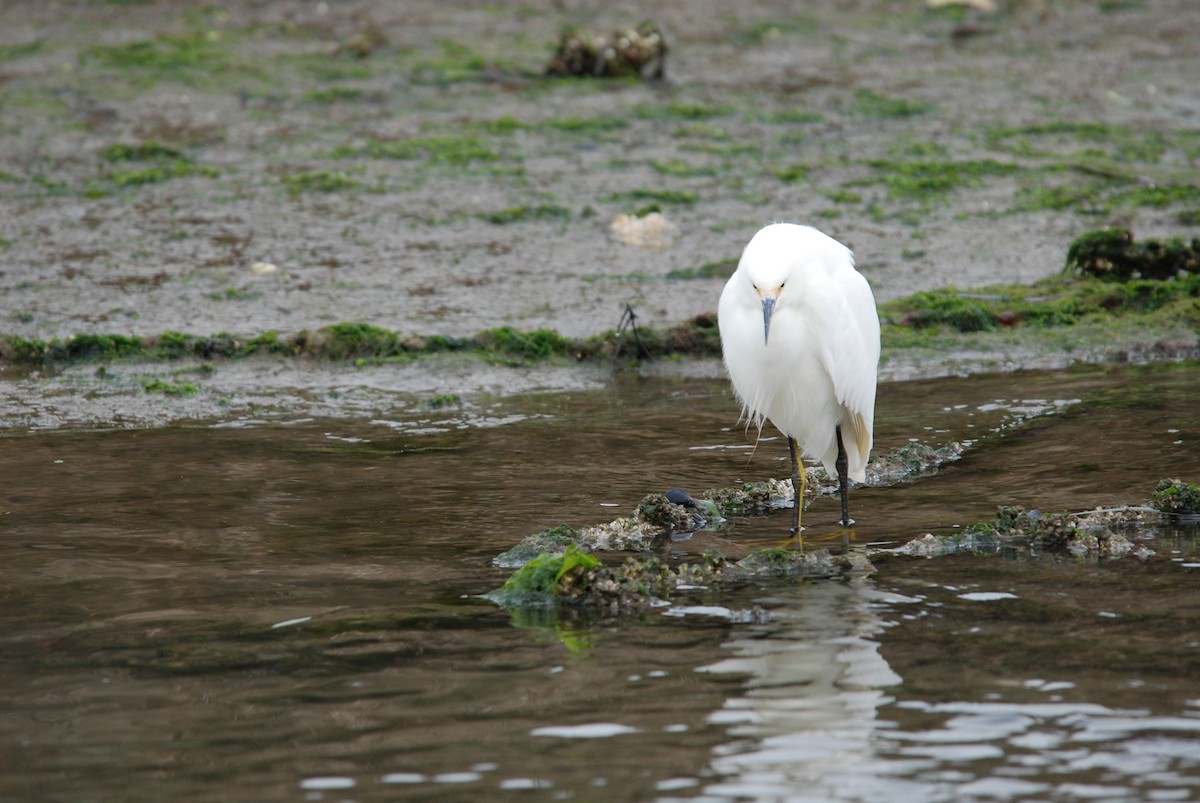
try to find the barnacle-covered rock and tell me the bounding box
[703,478,796,516]
[546,22,667,79]
[1065,228,1200,281]
[1153,478,1200,516]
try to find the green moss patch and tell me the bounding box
[664,258,737,280]
[333,134,504,165]
[280,170,366,195]
[305,87,366,104]
[479,204,571,225]
[490,545,603,608]
[101,142,186,162]
[605,188,698,205]
[86,140,218,196]
[143,379,198,396]
[544,114,629,134]
[3,230,1197,371]
[984,121,1195,165]
[84,30,259,88]
[866,157,1019,201]
[851,89,933,119]
[883,230,1200,337]
[633,101,732,121]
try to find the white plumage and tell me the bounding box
[718,223,880,529]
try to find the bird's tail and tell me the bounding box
[845,410,872,482]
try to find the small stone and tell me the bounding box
[610,212,681,249]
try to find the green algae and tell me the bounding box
[333,133,505,166]
[544,114,629,134]
[408,38,529,85]
[84,140,220,196]
[491,545,602,608]
[650,158,716,178]
[479,204,571,225]
[319,323,400,358]
[489,538,853,612]
[17,333,147,362]
[984,120,1195,165]
[304,87,366,104]
[142,379,198,396]
[881,249,1200,337]
[2,230,1196,371]
[664,258,737,281]
[775,164,810,183]
[851,89,933,119]
[491,538,855,612]
[281,170,367,196]
[84,29,261,88]
[606,188,698,205]
[866,157,1019,202]
[107,162,218,189]
[101,142,186,162]
[479,327,573,360]
[633,101,732,121]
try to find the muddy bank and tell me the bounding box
[2,0,1197,343]
[2,222,1197,430]
[2,1,1199,430]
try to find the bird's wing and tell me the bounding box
[812,267,881,443]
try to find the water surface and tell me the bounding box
[2,362,1198,800]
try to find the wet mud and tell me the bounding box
[3,0,1198,350]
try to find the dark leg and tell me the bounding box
[788,436,804,535]
[835,425,853,527]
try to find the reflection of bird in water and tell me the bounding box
[697,555,904,800]
[718,223,880,532]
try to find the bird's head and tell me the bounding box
[733,222,855,345]
[751,278,784,345]
[739,252,793,346]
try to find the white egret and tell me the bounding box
[718,223,880,532]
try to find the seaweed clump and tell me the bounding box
[487,545,680,613]
[489,478,866,612]
[1065,228,1200,281]
[489,542,859,614]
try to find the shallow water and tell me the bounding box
[2,362,1199,801]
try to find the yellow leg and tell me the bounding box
[788,436,804,538]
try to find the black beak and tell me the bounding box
[761,296,775,344]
